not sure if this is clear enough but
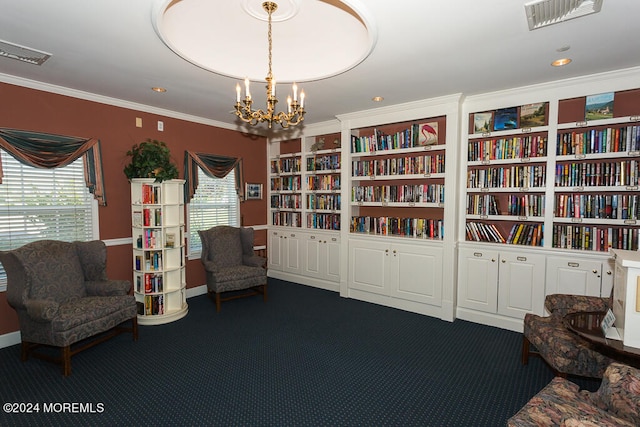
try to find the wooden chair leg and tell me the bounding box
[62,345,71,377]
[522,335,530,366]
[132,316,139,341]
[21,341,30,362]
[215,292,221,312]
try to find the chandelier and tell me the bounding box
[234,2,305,129]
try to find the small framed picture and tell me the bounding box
[245,183,263,200]
[493,107,518,131]
[473,112,493,133]
[585,92,614,120]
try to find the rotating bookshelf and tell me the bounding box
[131,178,188,325]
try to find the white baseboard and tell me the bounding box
[186,284,207,298]
[0,331,21,349]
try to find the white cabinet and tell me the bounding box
[545,256,614,298]
[302,233,340,283]
[268,229,301,275]
[457,246,545,327]
[349,238,443,306]
[131,179,187,325]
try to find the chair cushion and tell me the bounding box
[52,295,136,332]
[523,313,613,378]
[16,240,86,304]
[207,227,243,268]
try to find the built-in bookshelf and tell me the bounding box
[269,138,303,228]
[304,133,342,231]
[552,89,640,252]
[350,117,447,239]
[465,102,549,246]
[131,179,188,325]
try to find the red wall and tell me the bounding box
[0,82,268,335]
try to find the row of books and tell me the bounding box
[307,175,340,191]
[272,211,302,227]
[136,273,164,294]
[551,224,639,252]
[555,194,640,220]
[350,123,437,153]
[352,154,446,177]
[306,194,341,211]
[307,213,341,230]
[270,157,301,174]
[306,154,340,172]
[135,229,165,250]
[466,194,545,217]
[270,194,301,209]
[350,216,444,239]
[270,176,302,191]
[466,165,547,189]
[140,184,161,204]
[467,135,548,162]
[556,125,640,156]
[352,184,445,204]
[465,222,544,246]
[465,221,506,243]
[555,160,639,187]
[134,250,163,271]
[142,295,164,316]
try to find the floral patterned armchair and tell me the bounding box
[198,226,267,312]
[508,362,640,426]
[522,294,615,378]
[0,240,138,376]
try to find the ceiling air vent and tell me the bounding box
[525,0,603,30]
[0,39,51,65]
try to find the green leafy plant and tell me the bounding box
[124,139,179,182]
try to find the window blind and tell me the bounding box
[0,149,96,290]
[188,167,239,255]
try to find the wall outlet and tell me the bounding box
[157,121,164,131]
[135,117,142,128]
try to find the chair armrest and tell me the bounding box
[24,299,59,322]
[545,294,609,317]
[587,362,640,426]
[243,254,267,268]
[85,280,131,296]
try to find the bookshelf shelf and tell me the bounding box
[131,178,188,325]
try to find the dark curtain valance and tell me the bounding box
[184,151,244,202]
[0,128,107,206]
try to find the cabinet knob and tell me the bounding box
[491,258,495,262]
[607,270,612,275]
[501,259,506,263]
[592,269,598,274]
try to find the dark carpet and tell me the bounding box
[0,279,599,426]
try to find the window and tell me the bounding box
[0,149,98,291]
[188,167,239,256]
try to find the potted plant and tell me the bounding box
[124,139,179,182]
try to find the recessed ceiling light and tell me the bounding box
[551,58,572,67]
[152,87,167,93]
[372,96,384,102]
[556,45,570,52]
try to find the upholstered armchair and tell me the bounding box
[198,226,267,312]
[0,240,138,376]
[508,362,640,426]
[522,293,614,378]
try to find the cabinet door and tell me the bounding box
[545,257,603,297]
[302,234,323,279]
[498,252,545,318]
[325,236,340,283]
[268,231,283,271]
[457,247,499,313]
[349,239,389,295]
[283,232,301,274]
[389,243,442,305]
